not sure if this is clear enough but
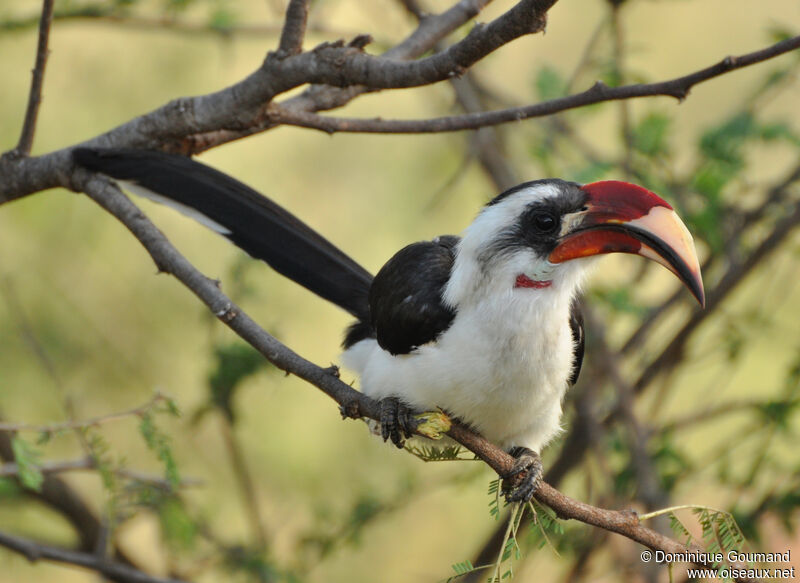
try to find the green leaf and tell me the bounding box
[86,430,117,492]
[569,161,614,184]
[405,443,468,461]
[699,112,757,165]
[11,436,43,492]
[759,121,800,147]
[632,113,672,157]
[209,7,236,30]
[590,286,645,316]
[158,496,198,550]
[768,26,797,43]
[0,477,22,498]
[535,66,567,101]
[757,399,799,430]
[139,413,180,488]
[451,560,474,575]
[207,342,270,421]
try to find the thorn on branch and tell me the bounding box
[673,88,690,102]
[722,55,738,68]
[323,364,340,378]
[215,303,237,322]
[529,13,548,35]
[622,508,640,527]
[348,34,373,50]
[339,398,362,420]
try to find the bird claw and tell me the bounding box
[501,446,543,503]
[379,397,417,448]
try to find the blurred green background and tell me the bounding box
[1,0,799,581]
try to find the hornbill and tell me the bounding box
[73,148,704,502]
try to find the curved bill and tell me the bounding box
[549,180,705,307]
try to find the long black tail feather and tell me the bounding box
[74,148,373,321]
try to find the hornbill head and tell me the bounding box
[446,179,704,307]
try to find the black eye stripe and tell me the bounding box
[480,185,589,262]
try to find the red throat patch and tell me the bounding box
[515,274,552,289]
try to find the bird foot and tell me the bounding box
[379,397,418,448]
[501,446,543,503]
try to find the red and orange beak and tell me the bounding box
[549,180,705,307]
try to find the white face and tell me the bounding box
[443,182,594,307]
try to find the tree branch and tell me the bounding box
[0,7,365,41]
[0,392,168,434]
[277,0,310,56]
[0,530,187,583]
[13,0,55,157]
[0,456,202,488]
[268,34,800,134]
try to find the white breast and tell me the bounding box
[341,284,578,452]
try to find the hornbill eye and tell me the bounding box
[531,211,558,233]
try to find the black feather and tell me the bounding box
[568,299,584,386]
[73,148,373,321]
[366,236,458,355]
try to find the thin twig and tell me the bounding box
[610,3,634,178]
[14,0,55,157]
[583,307,669,512]
[218,416,268,549]
[277,0,310,56]
[661,399,789,432]
[268,34,800,134]
[450,73,518,192]
[0,392,168,434]
[0,530,187,583]
[0,9,364,41]
[0,456,203,488]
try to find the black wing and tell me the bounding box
[356,235,459,355]
[568,299,585,386]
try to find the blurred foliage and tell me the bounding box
[0,0,241,33]
[194,341,272,423]
[10,436,44,492]
[1,0,800,582]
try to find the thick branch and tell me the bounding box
[13,0,55,156]
[269,34,800,134]
[0,530,187,583]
